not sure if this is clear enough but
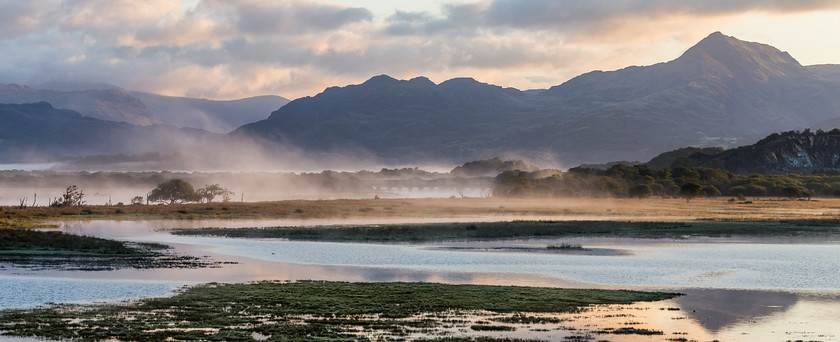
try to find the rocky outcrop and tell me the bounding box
[706,130,840,174]
[649,130,840,174]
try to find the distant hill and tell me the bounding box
[0,83,158,126]
[235,32,840,166]
[646,130,840,174]
[450,157,537,177]
[130,92,289,133]
[646,146,726,169]
[235,76,529,161]
[0,83,288,133]
[0,102,219,163]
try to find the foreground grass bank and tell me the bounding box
[0,280,678,341]
[175,219,840,242]
[0,229,219,270]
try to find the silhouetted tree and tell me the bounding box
[197,184,234,203]
[50,185,85,207]
[148,179,200,205]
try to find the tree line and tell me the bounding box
[494,164,840,199]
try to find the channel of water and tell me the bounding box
[2,219,839,341]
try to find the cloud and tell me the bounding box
[385,0,840,35]
[0,0,839,100]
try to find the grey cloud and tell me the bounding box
[0,1,50,39]
[386,0,840,35]
[207,0,373,35]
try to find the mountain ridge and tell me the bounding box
[235,32,840,166]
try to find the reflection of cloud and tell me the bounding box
[675,288,798,332]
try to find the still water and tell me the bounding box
[2,219,840,341]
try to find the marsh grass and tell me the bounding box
[175,219,840,242]
[0,229,220,270]
[0,281,677,341]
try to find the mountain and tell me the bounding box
[130,92,289,133]
[0,83,288,133]
[808,64,840,83]
[235,32,840,165]
[645,130,840,174]
[235,75,528,161]
[539,31,840,140]
[0,83,158,126]
[0,102,218,163]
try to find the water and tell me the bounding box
[3,220,840,341]
[0,275,188,311]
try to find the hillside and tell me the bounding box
[0,83,158,126]
[130,92,289,133]
[646,130,840,174]
[235,76,529,161]
[0,83,288,133]
[236,32,840,166]
[0,102,220,163]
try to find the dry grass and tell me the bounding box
[2,197,840,228]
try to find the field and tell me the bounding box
[3,197,840,225]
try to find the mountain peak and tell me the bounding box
[677,32,803,79]
[362,74,399,87]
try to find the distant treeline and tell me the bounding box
[494,164,840,198]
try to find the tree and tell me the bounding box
[680,182,703,202]
[51,185,85,207]
[130,196,145,205]
[628,184,653,198]
[701,185,722,197]
[147,179,200,205]
[197,184,234,203]
[779,186,803,200]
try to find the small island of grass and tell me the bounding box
[0,280,679,341]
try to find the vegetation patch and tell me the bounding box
[174,219,840,242]
[595,327,664,335]
[470,324,516,331]
[0,229,222,270]
[0,280,678,341]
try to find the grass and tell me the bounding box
[4,197,840,227]
[0,280,679,341]
[0,229,221,270]
[173,219,840,242]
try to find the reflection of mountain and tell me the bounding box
[675,289,798,332]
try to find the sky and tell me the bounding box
[1,0,839,100]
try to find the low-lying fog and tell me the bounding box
[0,169,495,206]
[0,153,548,206]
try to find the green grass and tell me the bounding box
[0,229,219,270]
[0,280,679,341]
[174,219,840,242]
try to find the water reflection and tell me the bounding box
[674,289,799,332]
[3,220,840,341]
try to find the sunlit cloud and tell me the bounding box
[0,0,838,100]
